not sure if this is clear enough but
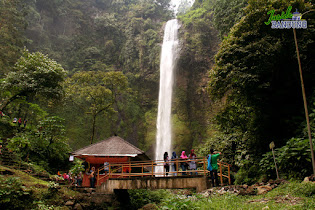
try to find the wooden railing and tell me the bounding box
[96,158,231,186]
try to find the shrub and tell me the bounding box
[0,176,33,209]
[44,182,60,199]
[128,189,169,209]
[234,159,260,185]
[260,138,314,179]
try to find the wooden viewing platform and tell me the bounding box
[95,158,231,193]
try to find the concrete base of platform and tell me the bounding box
[97,175,209,194]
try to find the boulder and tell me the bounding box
[239,186,256,195]
[257,186,272,195]
[142,203,158,210]
[65,201,75,206]
[303,177,310,183]
[73,203,83,210]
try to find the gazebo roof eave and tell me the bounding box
[73,154,139,157]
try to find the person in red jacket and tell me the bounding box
[18,118,22,127]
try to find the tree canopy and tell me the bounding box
[1,50,66,111]
[65,71,129,144]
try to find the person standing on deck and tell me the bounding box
[210,149,221,187]
[104,162,109,175]
[180,151,188,175]
[164,152,170,176]
[89,167,96,188]
[171,151,178,176]
[188,149,197,175]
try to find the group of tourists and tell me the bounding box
[57,171,83,187]
[163,148,221,187]
[12,117,27,127]
[0,112,28,128]
[163,149,197,176]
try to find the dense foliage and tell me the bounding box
[0,176,32,209]
[0,0,314,185]
[0,0,26,77]
[206,0,315,180]
[20,0,174,152]
[7,116,71,173]
[65,71,129,144]
[1,50,66,111]
[260,138,315,179]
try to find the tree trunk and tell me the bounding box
[90,114,97,144]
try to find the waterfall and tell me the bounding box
[155,19,180,174]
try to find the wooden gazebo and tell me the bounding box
[72,136,150,187]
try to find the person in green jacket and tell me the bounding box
[210,149,221,187]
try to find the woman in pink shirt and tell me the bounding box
[180,151,188,175]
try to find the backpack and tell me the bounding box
[207,154,212,171]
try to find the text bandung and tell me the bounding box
[271,20,307,29]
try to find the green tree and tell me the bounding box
[0,50,66,111]
[211,0,247,39]
[7,116,71,172]
[65,71,129,144]
[30,116,70,172]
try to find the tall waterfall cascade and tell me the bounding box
[155,19,180,173]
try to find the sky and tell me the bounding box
[170,0,195,15]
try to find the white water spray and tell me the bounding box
[155,19,180,173]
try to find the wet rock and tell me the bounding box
[303,177,310,182]
[257,186,272,195]
[65,201,75,206]
[275,179,288,185]
[142,203,158,210]
[218,187,227,195]
[246,186,256,195]
[73,203,83,210]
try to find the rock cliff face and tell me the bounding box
[170,20,220,151]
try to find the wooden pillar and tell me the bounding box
[109,163,111,178]
[97,168,100,186]
[219,163,223,186]
[228,164,231,185]
[176,159,179,176]
[203,157,206,176]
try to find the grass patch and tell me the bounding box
[155,182,315,210]
[0,165,48,187]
